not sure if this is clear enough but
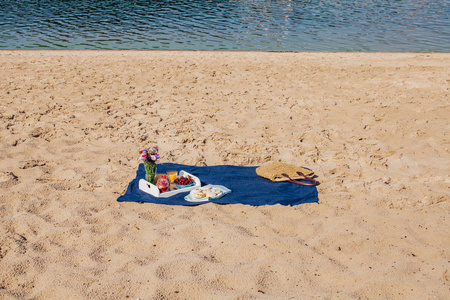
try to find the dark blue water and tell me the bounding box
[0,0,449,51]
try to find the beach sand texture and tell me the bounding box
[0,51,449,299]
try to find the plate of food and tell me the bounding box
[185,185,231,202]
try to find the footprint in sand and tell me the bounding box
[0,171,19,188]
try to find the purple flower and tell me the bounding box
[139,147,160,162]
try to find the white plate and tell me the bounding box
[184,185,231,202]
[185,195,211,203]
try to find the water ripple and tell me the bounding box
[0,0,448,51]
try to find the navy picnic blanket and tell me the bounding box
[117,163,319,206]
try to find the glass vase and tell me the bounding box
[144,161,157,184]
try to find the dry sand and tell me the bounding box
[0,50,449,299]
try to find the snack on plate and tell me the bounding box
[191,188,205,199]
[212,188,222,197]
[190,186,223,200]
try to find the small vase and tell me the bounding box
[144,161,157,184]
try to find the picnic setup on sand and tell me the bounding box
[117,147,320,206]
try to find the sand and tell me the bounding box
[0,50,449,299]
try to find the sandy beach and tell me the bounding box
[0,50,449,299]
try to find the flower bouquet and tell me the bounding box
[139,147,160,184]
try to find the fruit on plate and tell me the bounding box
[174,175,194,186]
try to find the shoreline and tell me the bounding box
[1,49,449,53]
[1,50,449,299]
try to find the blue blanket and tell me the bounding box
[117,163,319,206]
